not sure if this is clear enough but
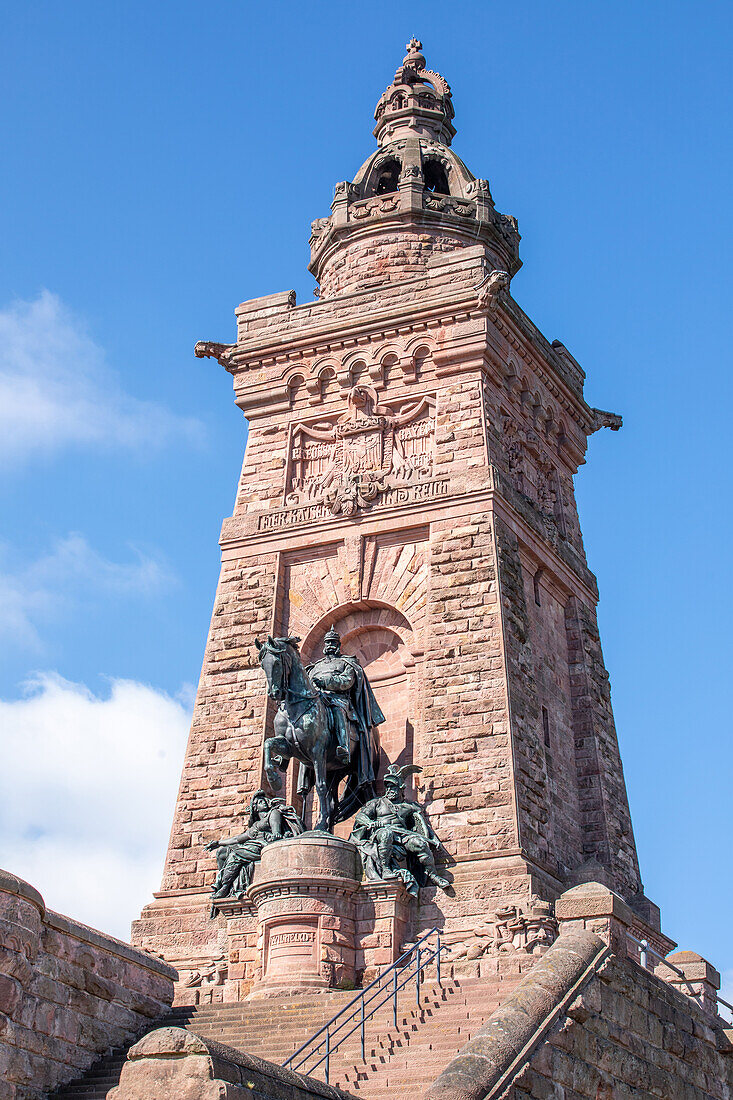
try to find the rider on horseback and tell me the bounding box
[308,628,385,783]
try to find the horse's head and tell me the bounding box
[254,635,301,701]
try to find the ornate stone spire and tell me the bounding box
[309,40,521,298]
[373,38,455,147]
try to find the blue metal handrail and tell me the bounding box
[282,926,449,1083]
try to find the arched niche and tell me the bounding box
[295,603,422,821]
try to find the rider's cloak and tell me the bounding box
[297,653,385,807]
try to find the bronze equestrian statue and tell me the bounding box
[256,630,383,833]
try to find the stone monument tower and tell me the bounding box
[133,40,667,1001]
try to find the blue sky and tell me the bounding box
[1,0,731,991]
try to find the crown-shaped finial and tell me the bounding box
[402,37,426,73]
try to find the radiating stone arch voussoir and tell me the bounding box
[299,601,417,668]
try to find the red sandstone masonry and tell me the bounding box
[424,886,730,1100]
[134,242,659,997]
[134,51,661,996]
[318,228,467,299]
[0,869,174,1100]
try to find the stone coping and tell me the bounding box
[44,908,178,979]
[273,832,358,849]
[423,929,608,1100]
[0,866,46,914]
[120,1027,357,1100]
[0,866,176,979]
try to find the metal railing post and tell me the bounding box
[325,1028,330,1084]
[360,993,365,1061]
[416,948,421,1006]
[436,931,441,986]
[393,966,398,1027]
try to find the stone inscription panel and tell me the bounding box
[259,477,449,531]
[264,916,319,981]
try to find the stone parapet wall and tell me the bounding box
[424,931,733,1100]
[0,869,175,1100]
[425,883,730,1100]
[108,1026,357,1100]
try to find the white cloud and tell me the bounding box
[0,533,174,651]
[0,290,201,465]
[0,673,191,941]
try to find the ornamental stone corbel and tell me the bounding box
[399,353,417,379]
[306,375,324,404]
[368,360,384,385]
[590,407,623,432]
[476,269,511,312]
[194,341,236,370]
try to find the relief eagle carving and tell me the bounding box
[286,385,436,516]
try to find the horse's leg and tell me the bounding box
[327,772,343,832]
[264,734,291,791]
[312,749,331,833]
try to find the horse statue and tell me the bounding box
[255,635,380,832]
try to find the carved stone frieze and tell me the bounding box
[423,194,476,218]
[181,957,227,991]
[349,194,401,220]
[450,900,558,961]
[501,417,525,494]
[500,413,562,541]
[286,385,436,516]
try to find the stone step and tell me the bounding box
[52,974,511,1100]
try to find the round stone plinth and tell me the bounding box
[256,831,359,885]
[247,834,360,997]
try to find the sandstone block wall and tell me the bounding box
[0,869,175,1100]
[317,226,466,299]
[505,953,733,1099]
[425,920,732,1100]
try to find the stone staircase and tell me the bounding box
[319,975,505,1098]
[51,973,511,1100]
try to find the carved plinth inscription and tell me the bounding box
[264,917,319,982]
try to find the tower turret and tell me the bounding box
[309,40,521,298]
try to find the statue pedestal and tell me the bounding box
[246,833,361,997]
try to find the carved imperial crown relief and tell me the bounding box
[285,385,436,516]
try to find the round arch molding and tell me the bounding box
[298,601,424,811]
